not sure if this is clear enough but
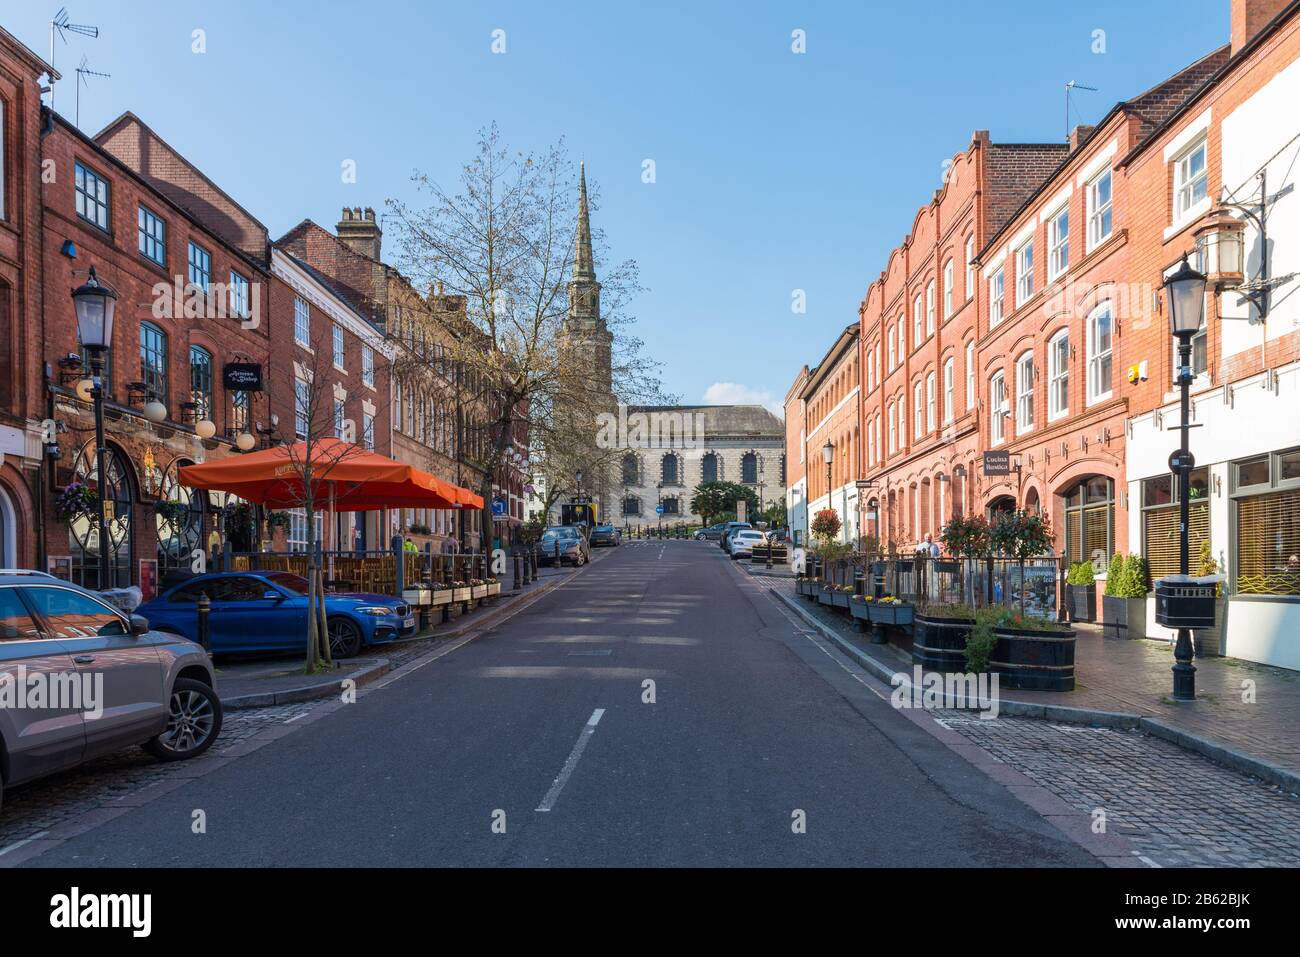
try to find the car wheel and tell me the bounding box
[144,678,223,761]
[328,617,363,659]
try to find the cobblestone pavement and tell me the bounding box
[0,700,319,849]
[933,712,1300,867]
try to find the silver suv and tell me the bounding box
[0,572,222,811]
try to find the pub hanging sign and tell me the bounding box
[222,362,264,392]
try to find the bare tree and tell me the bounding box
[386,125,667,539]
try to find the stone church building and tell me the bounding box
[557,165,785,527]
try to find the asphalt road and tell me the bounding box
[27,541,1094,867]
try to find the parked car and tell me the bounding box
[0,572,223,811]
[538,526,590,567]
[589,524,621,547]
[719,522,754,553]
[137,571,416,658]
[729,529,768,560]
[695,523,727,542]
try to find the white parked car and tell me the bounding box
[729,529,767,560]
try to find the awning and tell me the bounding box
[179,438,483,511]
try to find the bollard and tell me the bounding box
[197,594,211,652]
[513,552,522,592]
[555,540,561,566]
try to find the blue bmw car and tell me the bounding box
[137,571,417,659]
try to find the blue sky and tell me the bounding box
[9,1,1229,414]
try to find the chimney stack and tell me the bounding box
[1069,124,1096,153]
[1232,0,1289,55]
[336,205,382,261]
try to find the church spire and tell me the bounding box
[573,161,596,283]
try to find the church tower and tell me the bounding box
[563,162,614,397]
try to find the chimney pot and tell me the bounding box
[1232,0,1290,55]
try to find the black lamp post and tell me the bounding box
[822,439,834,513]
[72,266,118,590]
[1163,254,1208,702]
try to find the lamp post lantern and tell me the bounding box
[1164,254,1208,701]
[71,266,118,589]
[821,438,834,509]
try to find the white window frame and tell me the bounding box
[294,376,310,438]
[362,412,375,450]
[1174,136,1209,224]
[926,372,936,432]
[990,372,1006,446]
[965,340,975,411]
[332,324,346,370]
[1086,169,1113,252]
[943,357,954,424]
[294,296,311,347]
[913,381,923,439]
[334,397,346,438]
[1016,240,1034,306]
[362,345,375,388]
[1015,351,1034,435]
[887,401,896,452]
[913,295,923,346]
[1048,330,1069,421]
[989,267,1005,327]
[943,260,954,318]
[897,393,906,448]
[925,280,935,336]
[229,271,250,319]
[1086,301,1114,405]
[1047,206,1069,280]
[888,329,896,370]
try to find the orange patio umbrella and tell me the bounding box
[178,438,484,512]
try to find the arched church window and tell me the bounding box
[701,452,718,484]
[741,452,758,484]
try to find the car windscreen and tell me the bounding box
[265,573,310,595]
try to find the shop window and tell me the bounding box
[1233,446,1300,595]
[1062,476,1113,567]
[1141,468,1209,582]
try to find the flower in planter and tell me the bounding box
[153,499,191,524]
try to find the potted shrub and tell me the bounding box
[1102,554,1148,640]
[1065,561,1097,623]
[967,606,1076,691]
[940,514,991,606]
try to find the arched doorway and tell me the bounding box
[1061,476,1114,566]
[1023,486,1041,516]
[987,495,1016,520]
[69,441,135,589]
[0,482,15,568]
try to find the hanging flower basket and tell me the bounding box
[154,499,190,524]
[266,511,292,532]
[55,481,99,523]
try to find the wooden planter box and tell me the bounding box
[1102,594,1147,640]
[849,597,873,621]
[1067,584,1096,623]
[487,582,502,596]
[402,587,432,607]
[831,590,852,609]
[471,585,488,600]
[992,626,1076,691]
[818,588,835,606]
[453,587,472,603]
[868,602,914,627]
[429,590,453,606]
[912,614,975,672]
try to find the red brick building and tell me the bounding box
[39,110,275,592]
[1120,0,1300,668]
[0,27,52,570]
[858,132,1068,549]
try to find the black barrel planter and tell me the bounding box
[1067,584,1096,623]
[991,625,1076,691]
[912,614,975,672]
